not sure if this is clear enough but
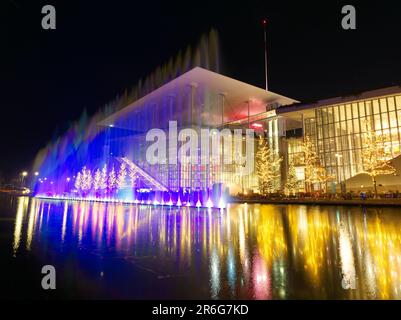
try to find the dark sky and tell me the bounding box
[1,0,401,180]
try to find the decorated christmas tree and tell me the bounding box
[100,165,108,191]
[81,166,92,192]
[93,168,101,192]
[256,136,282,195]
[75,172,82,191]
[108,166,118,193]
[117,162,127,189]
[285,161,299,196]
[302,136,333,192]
[362,120,396,198]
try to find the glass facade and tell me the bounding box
[304,94,401,183]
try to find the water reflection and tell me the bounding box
[10,197,401,299]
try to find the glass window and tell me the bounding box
[295,167,305,180]
[316,109,322,124]
[322,124,328,138]
[383,129,390,142]
[336,136,342,150]
[374,114,382,130]
[354,134,361,149]
[340,105,346,121]
[317,126,323,139]
[352,103,359,118]
[329,123,335,137]
[380,98,388,113]
[373,100,380,114]
[358,102,365,117]
[366,101,372,116]
[347,120,353,134]
[396,96,401,109]
[391,128,399,142]
[322,109,328,124]
[388,96,395,111]
[353,119,360,133]
[381,113,389,129]
[328,108,334,123]
[334,106,340,122]
[346,104,352,119]
[389,111,397,128]
[342,136,348,149]
[341,121,347,134]
[398,110,401,125]
[335,122,342,137]
[359,118,367,132]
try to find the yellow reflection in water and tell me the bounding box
[13,200,401,299]
[13,196,29,255]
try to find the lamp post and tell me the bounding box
[20,171,28,188]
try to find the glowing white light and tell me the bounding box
[218,198,226,209]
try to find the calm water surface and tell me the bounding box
[1,195,401,299]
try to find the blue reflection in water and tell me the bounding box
[8,197,401,299]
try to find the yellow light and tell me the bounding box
[22,171,28,177]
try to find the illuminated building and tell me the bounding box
[33,64,401,201]
[280,86,401,193]
[33,67,296,205]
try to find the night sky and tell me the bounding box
[1,0,401,181]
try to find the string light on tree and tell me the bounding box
[361,120,397,198]
[285,161,299,196]
[108,166,117,193]
[302,136,333,192]
[117,162,127,190]
[93,168,101,192]
[256,136,282,195]
[75,172,82,191]
[100,165,108,191]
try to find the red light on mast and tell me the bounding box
[262,19,267,26]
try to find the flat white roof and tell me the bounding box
[99,67,298,126]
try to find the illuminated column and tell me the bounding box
[190,83,198,190]
[220,93,226,185]
[247,100,251,129]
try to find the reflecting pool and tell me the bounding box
[1,195,401,299]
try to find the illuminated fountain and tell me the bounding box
[32,30,226,209]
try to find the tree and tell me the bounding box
[302,136,333,192]
[285,161,299,196]
[93,169,101,193]
[75,172,82,192]
[100,165,108,191]
[256,136,283,195]
[117,162,127,189]
[81,166,92,192]
[108,166,118,193]
[361,121,396,198]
